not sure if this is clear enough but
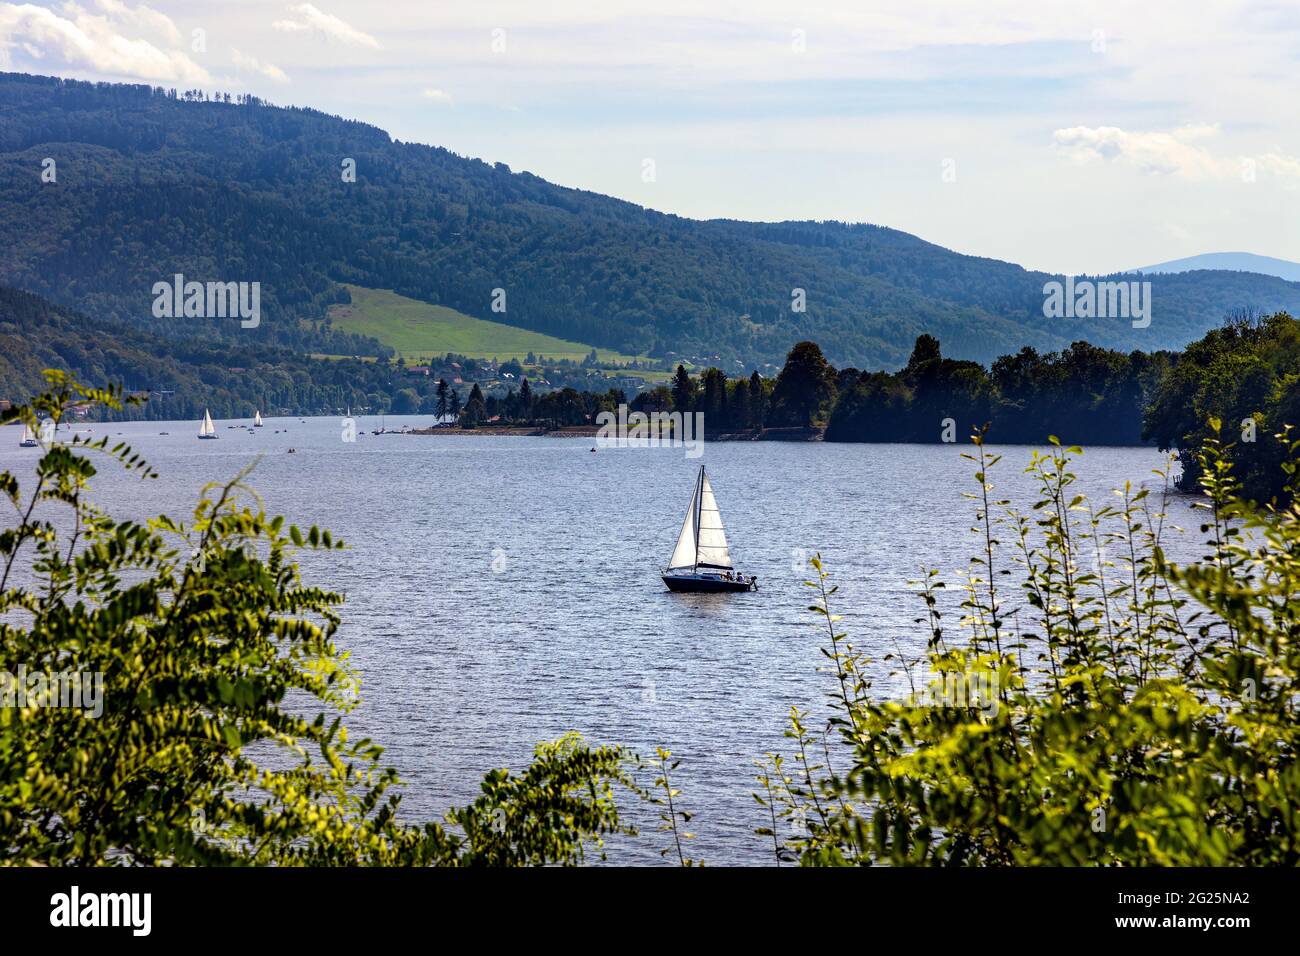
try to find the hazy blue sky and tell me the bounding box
[3,1,1298,273]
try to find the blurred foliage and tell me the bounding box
[645,747,698,866]
[762,424,1300,865]
[0,372,635,865]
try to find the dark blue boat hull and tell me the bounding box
[662,573,755,593]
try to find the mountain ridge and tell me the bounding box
[3,71,1299,369]
[1132,252,1300,283]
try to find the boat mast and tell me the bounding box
[693,465,704,571]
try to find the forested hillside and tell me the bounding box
[0,285,424,419]
[4,72,1300,369]
[1144,311,1300,500]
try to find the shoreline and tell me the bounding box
[405,425,827,441]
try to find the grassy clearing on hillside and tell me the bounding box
[328,286,647,365]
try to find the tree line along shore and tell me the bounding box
[419,311,1299,502]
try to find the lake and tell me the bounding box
[1,416,1206,864]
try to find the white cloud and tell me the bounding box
[1052,125,1229,179]
[1053,124,1300,183]
[420,87,451,104]
[1256,152,1300,180]
[0,1,209,82]
[272,3,379,49]
[92,0,179,45]
[231,48,288,83]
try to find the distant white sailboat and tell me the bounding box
[18,422,39,447]
[198,408,218,439]
[254,410,264,428]
[661,465,756,592]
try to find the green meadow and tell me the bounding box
[328,286,647,365]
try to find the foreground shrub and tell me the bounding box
[0,373,633,865]
[762,423,1300,865]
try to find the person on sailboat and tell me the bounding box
[661,465,756,593]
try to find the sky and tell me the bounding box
[2,0,1298,274]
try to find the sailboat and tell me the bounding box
[198,408,218,440]
[661,465,757,592]
[18,423,39,447]
[254,410,264,428]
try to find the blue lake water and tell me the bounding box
[1,416,1205,864]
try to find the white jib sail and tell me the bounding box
[695,474,732,568]
[200,409,215,436]
[667,474,699,569]
[254,410,263,426]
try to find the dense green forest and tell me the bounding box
[1144,311,1300,501]
[4,72,1300,369]
[1,285,415,419]
[588,316,1300,503]
[0,283,635,423]
[519,334,1167,447]
[823,313,1300,502]
[825,335,1171,445]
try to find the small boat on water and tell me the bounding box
[198,409,218,440]
[18,423,39,447]
[661,465,756,593]
[254,410,264,428]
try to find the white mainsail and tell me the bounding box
[199,409,215,437]
[666,467,733,570]
[254,410,263,427]
[695,474,732,569]
[667,470,700,569]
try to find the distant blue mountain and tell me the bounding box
[1132,252,1300,283]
